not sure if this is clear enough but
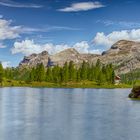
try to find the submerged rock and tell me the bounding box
[129,86,140,98]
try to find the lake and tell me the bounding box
[0,88,140,140]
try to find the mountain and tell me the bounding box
[19,48,99,68]
[19,40,140,74]
[100,40,140,74]
[50,48,99,66]
[19,51,49,67]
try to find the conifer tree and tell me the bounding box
[89,64,95,81]
[29,67,36,82]
[46,67,52,82]
[36,63,45,82]
[69,61,76,81]
[80,61,87,80]
[62,62,69,83]
[52,65,61,83]
[0,63,4,85]
[76,68,81,82]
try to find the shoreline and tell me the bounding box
[0,81,132,89]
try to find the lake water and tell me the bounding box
[0,88,140,140]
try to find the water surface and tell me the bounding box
[0,88,139,140]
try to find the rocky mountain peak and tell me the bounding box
[40,51,49,56]
[19,51,49,68]
[56,48,79,56]
[111,40,135,49]
[102,40,137,56]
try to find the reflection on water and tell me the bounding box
[0,88,140,140]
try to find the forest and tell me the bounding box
[0,59,116,86]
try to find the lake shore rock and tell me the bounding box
[129,86,140,98]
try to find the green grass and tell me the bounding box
[0,79,132,88]
[128,98,140,100]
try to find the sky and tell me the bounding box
[0,0,140,67]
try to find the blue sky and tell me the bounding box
[0,0,140,67]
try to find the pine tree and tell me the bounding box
[96,59,101,68]
[0,63,4,85]
[94,59,101,81]
[36,63,45,82]
[46,67,52,82]
[76,68,81,82]
[111,70,115,84]
[52,65,61,83]
[89,64,95,81]
[96,71,103,85]
[29,67,36,82]
[69,61,76,81]
[62,62,69,83]
[80,61,87,80]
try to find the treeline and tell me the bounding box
[0,59,115,85]
[121,69,140,85]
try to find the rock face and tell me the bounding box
[19,51,49,68]
[50,48,99,66]
[19,48,99,68]
[129,86,140,98]
[100,40,140,74]
[19,40,140,74]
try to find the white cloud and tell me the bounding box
[58,1,105,12]
[93,29,140,48]
[73,41,91,53]
[0,19,21,40]
[11,40,69,55]
[0,18,42,41]
[97,20,140,28]
[11,39,100,56]
[2,61,11,68]
[21,26,80,33]
[0,18,80,41]
[0,0,42,8]
[89,49,101,54]
[73,41,100,54]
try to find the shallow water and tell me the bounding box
[0,87,139,140]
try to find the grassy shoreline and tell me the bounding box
[0,80,132,88]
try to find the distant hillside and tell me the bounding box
[19,40,140,74]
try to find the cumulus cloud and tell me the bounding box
[93,29,140,48]
[0,19,21,40]
[73,41,91,53]
[2,61,11,68]
[11,40,69,55]
[11,39,100,56]
[0,0,42,8]
[58,1,105,12]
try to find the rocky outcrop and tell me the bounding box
[50,48,99,66]
[129,86,140,98]
[19,40,140,74]
[19,51,49,68]
[100,40,140,74]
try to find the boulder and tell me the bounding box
[129,86,140,98]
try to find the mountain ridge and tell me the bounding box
[19,40,140,74]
